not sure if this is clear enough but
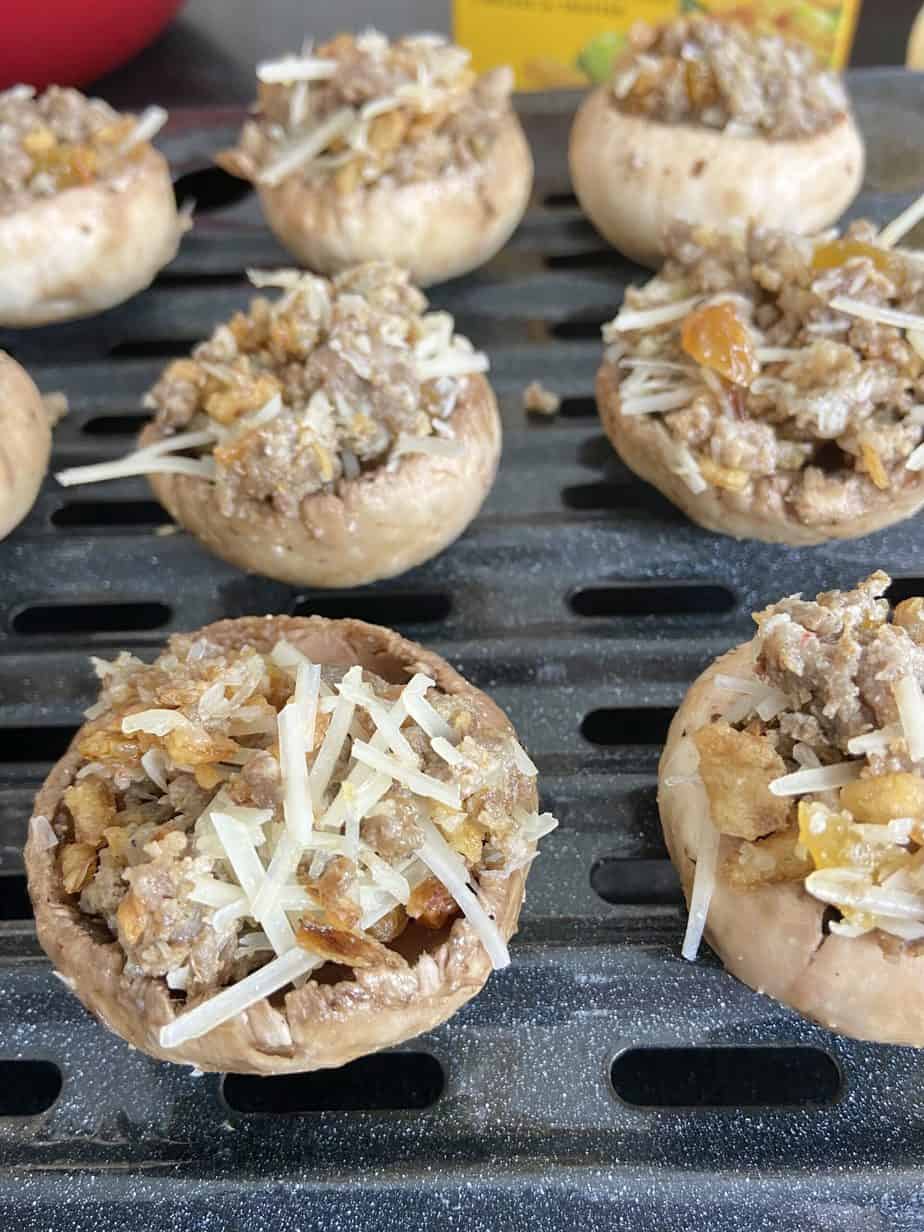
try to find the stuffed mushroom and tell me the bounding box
[56,262,500,587]
[569,17,863,268]
[217,30,533,285]
[659,572,924,1046]
[596,207,924,545]
[0,85,186,327]
[0,351,50,539]
[25,615,556,1072]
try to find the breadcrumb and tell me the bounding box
[523,380,560,417]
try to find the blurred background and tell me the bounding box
[0,0,922,109]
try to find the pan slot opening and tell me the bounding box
[291,593,451,626]
[0,876,33,921]
[558,397,598,419]
[81,414,151,436]
[549,317,608,341]
[12,601,171,636]
[591,858,681,905]
[0,727,79,763]
[109,340,193,360]
[611,1046,841,1109]
[51,502,168,529]
[887,577,924,605]
[0,1061,62,1116]
[545,250,626,271]
[571,583,735,618]
[543,191,579,208]
[173,166,253,212]
[582,709,673,746]
[222,1052,443,1114]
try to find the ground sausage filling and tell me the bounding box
[608,17,847,140]
[218,30,515,194]
[36,634,556,1047]
[601,215,924,527]
[0,85,167,215]
[56,263,488,515]
[667,573,924,956]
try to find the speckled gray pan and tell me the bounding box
[2,69,924,1232]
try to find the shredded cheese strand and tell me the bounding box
[210,812,296,956]
[768,762,862,796]
[416,819,509,969]
[681,783,720,962]
[257,54,339,83]
[159,947,320,1049]
[893,675,924,761]
[878,190,924,248]
[607,296,702,333]
[56,456,216,486]
[309,666,361,808]
[258,107,356,186]
[352,741,462,808]
[829,296,924,332]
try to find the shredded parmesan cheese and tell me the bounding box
[257,54,339,83]
[416,350,489,382]
[829,296,924,332]
[416,819,509,969]
[847,723,903,755]
[141,748,169,792]
[510,739,538,777]
[768,762,862,796]
[352,741,462,808]
[159,946,320,1049]
[118,105,168,155]
[607,296,702,333]
[893,675,924,761]
[258,107,356,186]
[620,386,700,415]
[806,868,924,921]
[431,736,466,767]
[122,709,190,737]
[878,190,924,248]
[210,812,295,957]
[29,815,58,851]
[681,784,720,962]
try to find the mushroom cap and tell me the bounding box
[256,112,533,286]
[25,614,535,1073]
[143,372,501,587]
[596,360,924,545]
[0,351,50,540]
[0,147,183,326]
[660,641,924,1046]
[570,87,864,268]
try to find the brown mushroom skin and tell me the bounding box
[256,113,533,286]
[143,372,501,587]
[596,360,924,545]
[570,88,864,268]
[25,615,535,1073]
[0,352,50,540]
[660,642,924,1046]
[0,147,183,327]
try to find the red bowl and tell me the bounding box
[0,0,185,91]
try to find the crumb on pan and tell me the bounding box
[46,635,557,1047]
[666,572,924,957]
[217,30,515,192]
[523,380,560,417]
[609,16,848,140]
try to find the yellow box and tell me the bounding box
[453,0,862,91]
